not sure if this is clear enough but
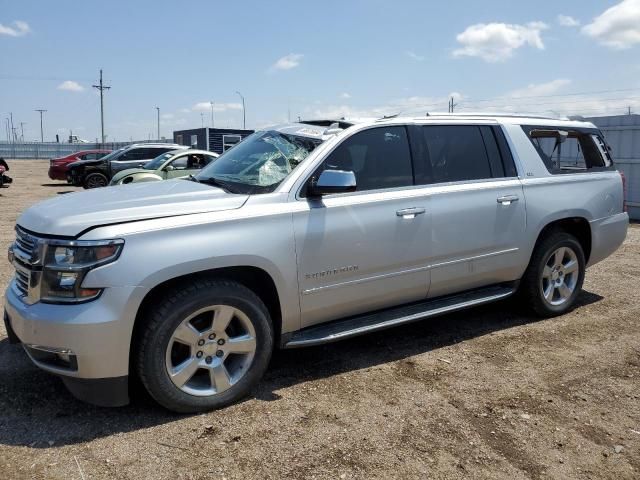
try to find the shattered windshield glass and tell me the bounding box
[196,130,322,193]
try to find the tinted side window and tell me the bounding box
[319,126,413,192]
[421,126,492,183]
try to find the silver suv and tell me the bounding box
[4,115,628,412]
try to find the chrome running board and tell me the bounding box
[283,285,515,348]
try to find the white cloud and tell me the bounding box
[161,113,174,120]
[308,94,458,120]
[192,102,242,112]
[405,51,425,62]
[270,53,304,72]
[0,20,31,37]
[453,21,548,62]
[57,80,84,92]
[557,15,580,27]
[582,0,640,49]
[506,78,571,98]
[339,92,352,99]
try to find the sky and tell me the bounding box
[1,0,640,142]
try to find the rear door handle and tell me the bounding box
[396,207,426,219]
[497,195,519,205]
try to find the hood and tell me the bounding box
[68,158,104,169]
[110,168,153,184]
[18,179,249,237]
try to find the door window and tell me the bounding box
[419,126,494,183]
[169,155,189,170]
[315,126,414,192]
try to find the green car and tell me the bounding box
[109,149,219,185]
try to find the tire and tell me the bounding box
[136,279,274,413]
[520,230,586,317]
[83,172,108,189]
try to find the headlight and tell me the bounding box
[41,239,124,303]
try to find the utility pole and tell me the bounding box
[448,97,457,113]
[19,122,26,141]
[236,91,246,129]
[210,101,215,128]
[155,106,160,140]
[35,109,47,142]
[92,69,111,144]
[9,112,15,143]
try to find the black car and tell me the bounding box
[68,143,187,188]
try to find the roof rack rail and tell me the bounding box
[410,112,568,121]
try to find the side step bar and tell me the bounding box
[283,285,515,348]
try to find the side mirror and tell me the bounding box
[164,165,175,171]
[307,169,357,197]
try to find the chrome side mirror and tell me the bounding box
[307,169,357,196]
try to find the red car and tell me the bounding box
[48,149,111,181]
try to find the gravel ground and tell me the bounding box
[0,160,638,480]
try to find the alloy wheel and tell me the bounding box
[165,305,257,396]
[540,246,580,306]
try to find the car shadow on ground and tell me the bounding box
[0,290,603,449]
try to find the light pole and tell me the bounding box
[210,101,215,128]
[200,112,204,128]
[35,109,47,142]
[235,91,246,129]
[155,106,160,140]
[20,122,26,141]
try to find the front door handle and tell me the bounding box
[497,195,519,205]
[396,207,426,219]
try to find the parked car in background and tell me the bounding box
[0,157,12,187]
[4,115,628,413]
[48,150,112,181]
[68,143,187,188]
[110,149,219,185]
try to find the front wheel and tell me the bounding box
[520,231,586,317]
[136,279,274,413]
[83,172,108,189]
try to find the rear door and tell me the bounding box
[414,124,526,298]
[110,148,149,173]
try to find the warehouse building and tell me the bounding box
[587,115,640,220]
[173,127,254,154]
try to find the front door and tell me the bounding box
[293,126,432,327]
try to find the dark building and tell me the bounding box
[173,128,254,154]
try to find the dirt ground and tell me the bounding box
[0,160,638,480]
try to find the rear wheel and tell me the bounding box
[136,279,273,413]
[520,231,585,317]
[83,172,108,189]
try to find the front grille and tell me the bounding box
[15,227,37,254]
[11,227,43,304]
[14,268,29,296]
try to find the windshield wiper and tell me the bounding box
[195,176,237,193]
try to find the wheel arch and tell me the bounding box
[130,265,283,367]
[533,216,592,264]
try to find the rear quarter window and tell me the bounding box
[522,126,614,174]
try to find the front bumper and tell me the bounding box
[4,281,148,406]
